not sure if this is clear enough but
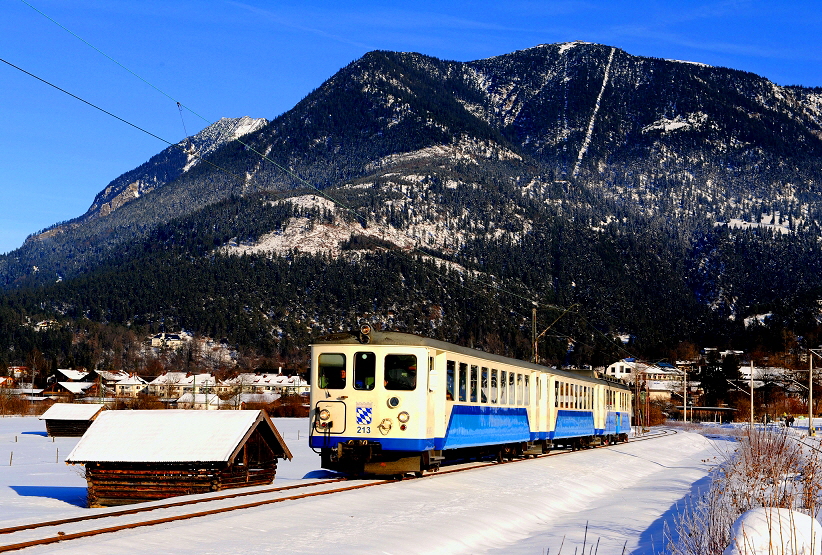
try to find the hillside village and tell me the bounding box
[0,329,309,415]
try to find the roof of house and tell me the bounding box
[66,410,292,463]
[58,381,95,394]
[177,393,224,405]
[115,375,147,386]
[95,370,129,382]
[147,372,189,385]
[228,393,281,405]
[57,369,89,381]
[39,403,104,421]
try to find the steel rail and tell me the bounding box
[0,478,345,536]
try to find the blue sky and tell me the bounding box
[1,0,820,255]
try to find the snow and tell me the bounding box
[723,508,822,555]
[572,47,615,177]
[39,404,103,421]
[65,410,270,463]
[666,59,712,68]
[0,417,727,554]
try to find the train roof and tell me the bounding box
[312,331,630,390]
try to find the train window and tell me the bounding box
[554,381,559,407]
[500,371,507,404]
[353,352,376,391]
[459,363,468,402]
[509,373,516,405]
[470,365,478,402]
[490,369,498,403]
[516,374,523,405]
[481,368,489,403]
[384,354,417,391]
[446,361,455,401]
[524,375,530,403]
[317,353,346,389]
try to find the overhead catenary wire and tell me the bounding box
[0,57,248,187]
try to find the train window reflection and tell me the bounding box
[491,369,498,403]
[446,360,455,401]
[354,352,376,390]
[509,373,516,405]
[470,365,478,402]
[481,368,489,403]
[500,371,507,404]
[524,375,530,403]
[459,363,468,402]
[384,354,417,391]
[318,353,346,389]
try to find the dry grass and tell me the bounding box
[667,428,822,555]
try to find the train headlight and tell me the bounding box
[397,411,410,423]
[318,409,331,421]
[387,396,400,409]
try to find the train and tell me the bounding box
[309,327,632,476]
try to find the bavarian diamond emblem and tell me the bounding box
[356,404,373,425]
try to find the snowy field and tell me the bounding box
[0,416,728,554]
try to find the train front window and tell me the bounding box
[354,352,376,390]
[317,353,346,389]
[385,354,417,391]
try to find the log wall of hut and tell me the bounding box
[44,420,93,437]
[85,460,278,507]
[84,428,282,507]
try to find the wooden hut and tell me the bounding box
[66,410,293,507]
[39,403,104,437]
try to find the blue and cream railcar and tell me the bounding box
[309,329,632,475]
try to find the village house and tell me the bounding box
[149,332,187,349]
[114,375,148,397]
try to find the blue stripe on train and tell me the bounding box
[549,410,595,439]
[604,411,632,434]
[442,405,531,449]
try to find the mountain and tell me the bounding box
[3,42,822,364]
[26,116,267,243]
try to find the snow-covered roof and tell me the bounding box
[228,393,281,405]
[95,370,129,382]
[56,368,88,381]
[177,393,224,405]
[58,381,94,394]
[116,375,147,385]
[148,372,188,385]
[66,410,292,463]
[39,403,104,421]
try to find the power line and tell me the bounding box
[0,57,248,188]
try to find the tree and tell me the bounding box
[698,352,740,406]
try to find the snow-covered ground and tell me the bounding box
[0,417,726,554]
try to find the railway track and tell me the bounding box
[0,428,675,552]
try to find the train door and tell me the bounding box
[427,350,447,439]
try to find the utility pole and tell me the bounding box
[532,307,538,364]
[749,359,754,429]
